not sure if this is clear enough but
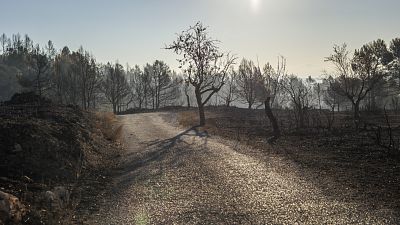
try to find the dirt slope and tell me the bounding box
[83,112,399,224]
[0,101,121,224]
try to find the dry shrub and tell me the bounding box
[100,112,117,127]
[202,118,219,134]
[95,112,123,142]
[177,110,219,134]
[178,111,198,128]
[111,125,124,142]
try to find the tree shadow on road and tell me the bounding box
[146,125,209,149]
[111,125,210,190]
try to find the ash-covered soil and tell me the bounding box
[0,96,122,224]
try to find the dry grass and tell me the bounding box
[111,125,124,142]
[177,107,270,143]
[95,112,123,142]
[177,109,221,134]
[178,110,198,128]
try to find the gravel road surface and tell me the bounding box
[84,112,397,224]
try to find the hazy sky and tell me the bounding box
[1,0,400,77]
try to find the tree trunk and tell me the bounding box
[298,107,305,128]
[152,94,155,110]
[354,104,359,120]
[36,70,42,105]
[144,89,148,109]
[186,94,191,108]
[195,89,205,126]
[156,86,160,109]
[352,100,361,119]
[198,104,206,126]
[112,103,117,114]
[264,97,280,143]
[328,105,335,130]
[353,101,361,128]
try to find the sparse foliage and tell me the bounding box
[166,22,236,125]
[102,63,130,113]
[219,67,239,107]
[281,75,316,128]
[325,41,388,125]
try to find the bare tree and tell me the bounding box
[262,57,286,106]
[236,58,261,109]
[255,57,286,142]
[18,45,52,100]
[128,65,145,109]
[85,57,100,109]
[388,38,400,89]
[281,75,316,128]
[389,38,400,81]
[160,73,183,107]
[52,46,82,106]
[53,47,67,104]
[314,82,322,110]
[102,62,130,113]
[183,79,191,108]
[151,60,181,109]
[0,33,8,58]
[45,40,56,60]
[152,60,167,109]
[325,42,388,124]
[142,63,154,109]
[388,38,400,111]
[322,76,339,129]
[166,22,236,125]
[219,67,238,107]
[70,47,100,109]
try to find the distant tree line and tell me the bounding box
[0,33,182,113]
[175,34,400,130]
[1,28,400,133]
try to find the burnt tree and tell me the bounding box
[167,22,235,125]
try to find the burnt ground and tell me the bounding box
[4,103,396,224]
[79,111,399,224]
[177,108,400,221]
[0,102,122,224]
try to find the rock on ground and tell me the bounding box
[0,191,26,224]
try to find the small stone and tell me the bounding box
[0,191,26,224]
[53,186,70,209]
[21,176,33,183]
[13,144,23,153]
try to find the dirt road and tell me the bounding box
[84,112,397,224]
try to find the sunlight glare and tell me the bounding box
[251,0,261,12]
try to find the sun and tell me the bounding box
[251,0,261,12]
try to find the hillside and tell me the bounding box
[0,93,122,224]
